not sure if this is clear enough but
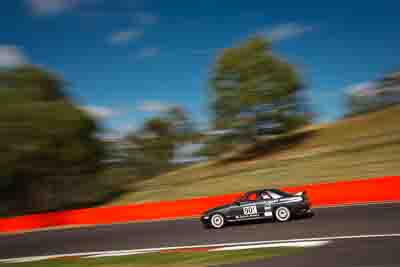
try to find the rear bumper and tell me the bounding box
[294,206,314,217]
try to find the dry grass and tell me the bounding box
[111,105,400,205]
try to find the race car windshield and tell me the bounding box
[235,192,256,202]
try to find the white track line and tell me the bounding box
[212,240,331,251]
[2,233,400,264]
[85,251,155,259]
[0,252,101,264]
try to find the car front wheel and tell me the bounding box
[274,206,291,222]
[210,213,225,229]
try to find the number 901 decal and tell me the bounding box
[243,206,258,215]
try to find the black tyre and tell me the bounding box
[274,206,291,222]
[210,213,225,229]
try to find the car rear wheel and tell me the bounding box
[210,214,225,229]
[275,206,291,222]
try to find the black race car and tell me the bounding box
[201,189,313,229]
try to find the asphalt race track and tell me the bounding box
[0,203,400,265]
[228,236,400,267]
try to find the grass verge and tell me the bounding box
[2,247,303,267]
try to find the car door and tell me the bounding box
[257,191,275,218]
[266,190,286,210]
[230,192,265,220]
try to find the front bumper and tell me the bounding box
[200,215,211,225]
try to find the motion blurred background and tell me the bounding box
[1,0,399,217]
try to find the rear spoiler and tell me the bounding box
[294,191,307,196]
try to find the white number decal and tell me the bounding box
[243,206,258,215]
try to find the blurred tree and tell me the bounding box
[124,122,174,178]
[143,117,172,137]
[346,71,400,117]
[0,66,67,101]
[346,91,373,116]
[209,36,309,139]
[0,66,107,216]
[124,106,198,178]
[165,106,197,142]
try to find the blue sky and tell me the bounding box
[1,0,399,133]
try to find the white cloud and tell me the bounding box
[26,0,80,16]
[263,23,314,42]
[347,81,377,96]
[136,101,171,113]
[80,105,121,119]
[137,47,160,59]
[135,12,159,25]
[108,12,158,45]
[0,46,28,67]
[109,29,144,44]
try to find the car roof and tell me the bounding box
[244,189,275,194]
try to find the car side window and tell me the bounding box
[259,191,271,200]
[268,191,282,199]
